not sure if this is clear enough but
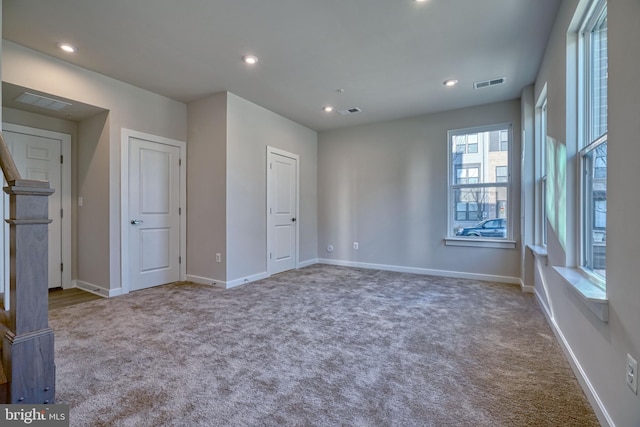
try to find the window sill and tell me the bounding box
[527,244,548,265]
[444,238,516,249]
[553,266,608,322]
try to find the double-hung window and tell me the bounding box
[448,124,511,241]
[579,0,607,282]
[538,96,548,246]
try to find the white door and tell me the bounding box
[128,137,181,291]
[1,125,71,292]
[267,147,298,275]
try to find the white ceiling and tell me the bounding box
[2,0,560,131]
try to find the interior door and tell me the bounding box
[2,128,64,289]
[267,148,298,275]
[128,137,181,291]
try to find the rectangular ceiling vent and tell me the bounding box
[15,92,72,111]
[337,107,362,116]
[473,77,506,89]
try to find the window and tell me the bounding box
[455,164,480,184]
[495,166,508,183]
[579,1,607,281]
[489,130,509,152]
[467,134,478,153]
[537,95,548,246]
[449,125,511,239]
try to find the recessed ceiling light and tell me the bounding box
[323,106,334,113]
[414,0,427,2]
[242,55,258,65]
[443,79,458,87]
[57,42,77,53]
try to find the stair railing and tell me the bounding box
[0,131,55,404]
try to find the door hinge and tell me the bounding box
[179,256,182,264]
[179,207,182,215]
[179,158,182,166]
[270,163,273,170]
[60,155,64,164]
[61,208,63,218]
[270,253,273,259]
[60,263,64,272]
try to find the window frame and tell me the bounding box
[536,93,548,247]
[577,0,607,286]
[445,123,515,248]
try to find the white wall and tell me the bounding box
[530,0,640,425]
[2,41,187,291]
[317,100,522,281]
[226,92,318,282]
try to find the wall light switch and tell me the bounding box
[78,196,83,207]
[216,253,222,263]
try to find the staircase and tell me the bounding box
[0,132,55,404]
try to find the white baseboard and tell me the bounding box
[226,272,270,289]
[520,279,535,293]
[534,288,553,321]
[317,258,521,285]
[534,291,614,427]
[186,274,226,289]
[298,258,318,268]
[187,272,270,289]
[75,280,120,298]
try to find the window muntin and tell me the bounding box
[579,1,607,282]
[449,125,511,239]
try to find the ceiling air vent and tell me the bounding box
[15,92,72,111]
[473,77,506,90]
[337,107,362,116]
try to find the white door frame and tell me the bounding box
[120,128,186,294]
[266,146,299,275]
[1,123,72,308]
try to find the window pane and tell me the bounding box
[451,130,508,185]
[590,9,608,140]
[582,141,607,278]
[452,186,508,237]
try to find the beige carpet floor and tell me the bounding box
[49,264,600,426]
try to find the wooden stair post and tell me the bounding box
[0,132,56,403]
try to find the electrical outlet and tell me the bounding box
[216,253,221,263]
[627,354,638,394]
[353,242,359,250]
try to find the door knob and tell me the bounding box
[131,219,143,225]
[291,217,296,222]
